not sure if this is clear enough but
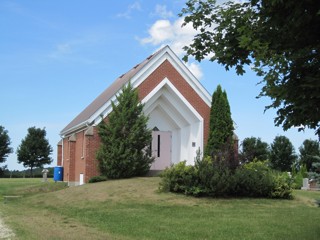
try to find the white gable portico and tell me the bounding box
[143,78,204,166]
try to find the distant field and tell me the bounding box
[1,177,320,240]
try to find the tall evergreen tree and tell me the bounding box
[96,82,153,179]
[0,125,13,163]
[16,127,53,177]
[269,136,297,172]
[205,85,234,158]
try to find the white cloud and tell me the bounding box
[117,1,142,19]
[139,17,204,79]
[140,20,174,45]
[152,4,174,19]
[140,18,198,56]
[186,62,203,79]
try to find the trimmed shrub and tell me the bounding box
[233,161,274,197]
[159,161,201,196]
[207,165,233,197]
[160,159,293,199]
[88,175,107,183]
[196,156,234,197]
[271,172,293,199]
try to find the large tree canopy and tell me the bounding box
[180,0,320,137]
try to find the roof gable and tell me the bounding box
[60,45,211,136]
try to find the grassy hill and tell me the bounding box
[1,177,320,240]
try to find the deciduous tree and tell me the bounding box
[16,127,53,176]
[269,136,297,172]
[0,125,13,163]
[299,139,320,171]
[180,0,320,137]
[239,137,269,163]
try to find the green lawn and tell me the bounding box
[0,178,43,197]
[1,177,319,240]
[0,178,66,200]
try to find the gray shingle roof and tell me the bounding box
[60,48,163,136]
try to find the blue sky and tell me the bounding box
[1,0,317,170]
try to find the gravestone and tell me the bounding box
[42,169,49,182]
[301,178,310,190]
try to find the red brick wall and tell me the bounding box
[73,131,85,183]
[84,127,101,182]
[137,60,210,145]
[57,143,62,166]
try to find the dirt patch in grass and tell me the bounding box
[0,215,15,239]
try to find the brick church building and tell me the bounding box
[57,46,213,186]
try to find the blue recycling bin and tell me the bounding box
[53,166,63,182]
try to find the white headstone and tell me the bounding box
[42,169,49,182]
[301,178,310,190]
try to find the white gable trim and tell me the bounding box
[131,46,211,107]
[142,77,203,122]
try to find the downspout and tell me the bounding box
[61,137,64,167]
